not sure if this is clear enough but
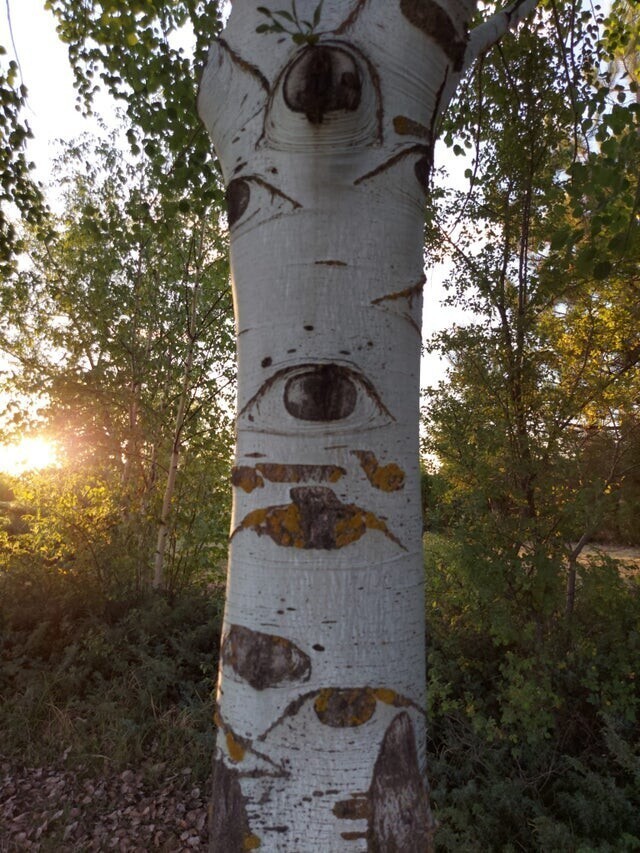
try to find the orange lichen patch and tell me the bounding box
[232,466,265,493]
[256,463,346,485]
[333,510,404,550]
[314,687,377,727]
[232,487,405,551]
[352,450,405,492]
[243,833,262,850]
[373,687,412,707]
[393,114,430,139]
[232,504,308,547]
[226,730,246,763]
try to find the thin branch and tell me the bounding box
[465,0,540,72]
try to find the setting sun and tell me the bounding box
[0,437,62,477]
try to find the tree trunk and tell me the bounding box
[152,283,200,590]
[198,1,536,848]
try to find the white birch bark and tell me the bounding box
[198,1,536,849]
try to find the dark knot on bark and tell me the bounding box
[283,45,362,124]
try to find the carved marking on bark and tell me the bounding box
[257,687,424,746]
[221,624,311,690]
[284,364,357,421]
[246,175,303,209]
[259,462,346,484]
[393,115,430,139]
[314,688,377,727]
[314,259,348,266]
[368,712,435,852]
[215,709,289,780]
[352,450,405,492]
[218,37,271,92]
[372,278,425,307]
[371,277,424,335]
[399,0,468,71]
[239,363,394,427]
[334,0,372,34]
[232,466,265,493]
[231,487,406,550]
[354,144,432,186]
[283,45,362,124]
[226,179,250,227]
[210,755,257,852]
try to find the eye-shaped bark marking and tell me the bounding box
[226,178,250,227]
[238,363,394,433]
[314,687,377,727]
[231,487,406,550]
[400,0,468,71]
[222,624,311,690]
[210,756,259,853]
[352,451,405,492]
[368,712,435,852]
[283,45,362,124]
[284,364,357,422]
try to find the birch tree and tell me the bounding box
[197,1,539,848]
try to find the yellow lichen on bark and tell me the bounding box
[314,688,377,727]
[226,730,246,763]
[232,466,265,493]
[352,450,405,492]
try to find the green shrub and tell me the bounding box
[425,534,640,851]
[0,565,224,782]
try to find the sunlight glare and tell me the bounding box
[0,437,61,476]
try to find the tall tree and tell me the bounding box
[0,136,235,590]
[423,2,640,624]
[195,1,542,848]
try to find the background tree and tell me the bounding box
[423,0,640,625]
[0,135,235,592]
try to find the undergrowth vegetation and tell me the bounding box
[0,566,224,784]
[425,533,640,851]
[1,537,638,849]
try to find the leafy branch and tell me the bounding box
[256,1,324,46]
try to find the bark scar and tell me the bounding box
[399,0,468,71]
[333,0,372,34]
[232,463,347,493]
[231,487,406,551]
[371,277,425,336]
[221,624,312,690]
[218,37,271,92]
[354,144,432,186]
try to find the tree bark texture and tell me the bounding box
[198,0,535,848]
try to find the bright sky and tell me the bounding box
[0,1,468,472]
